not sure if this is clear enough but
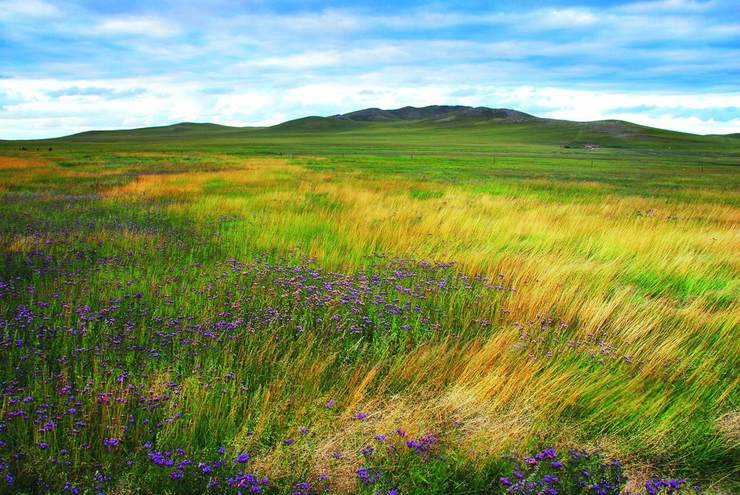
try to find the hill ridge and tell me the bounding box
[332,105,538,123]
[6,105,738,144]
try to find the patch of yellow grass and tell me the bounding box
[104,158,296,197]
[0,156,50,169]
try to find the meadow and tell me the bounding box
[0,120,738,494]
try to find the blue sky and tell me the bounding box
[1,0,738,138]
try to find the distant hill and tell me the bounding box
[271,116,364,132]
[4,106,737,154]
[332,105,537,123]
[64,122,246,141]
[267,107,735,150]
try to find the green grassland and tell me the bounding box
[0,116,738,494]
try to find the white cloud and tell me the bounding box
[528,8,600,29]
[285,9,362,32]
[605,113,740,134]
[0,0,58,19]
[213,91,274,121]
[94,16,180,38]
[617,0,715,14]
[253,52,343,69]
[0,77,207,137]
[247,45,407,70]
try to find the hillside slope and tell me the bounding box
[3,106,738,156]
[63,122,247,141]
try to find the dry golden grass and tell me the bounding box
[0,155,50,169]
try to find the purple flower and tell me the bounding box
[148,451,174,466]
[283,438,294,446]
[353,412,368,420]
[544,474,559,484]
[103,437,120,448]
[355,467,382,485]
[536,447,556,460]
[235,453,250,463]
[500,477,513,486]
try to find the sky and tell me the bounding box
[0,0,739,139]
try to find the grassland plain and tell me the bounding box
[0,119,738,495]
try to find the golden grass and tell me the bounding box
[114,158,737,370]
[104,158,296,197]
[0,155,50,169]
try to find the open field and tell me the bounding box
[0,119,738,494]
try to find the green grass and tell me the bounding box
[0,118,738,494]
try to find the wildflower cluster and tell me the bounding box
[499,448,626,495]
[0,248,509,493]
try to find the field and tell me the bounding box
[0,119,738,494]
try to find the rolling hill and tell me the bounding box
[3,106,739,157]
[64,122,247,141]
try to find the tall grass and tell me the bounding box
[0,149,737,494]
